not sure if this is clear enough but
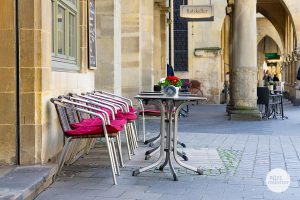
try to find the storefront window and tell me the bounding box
[51,0,79,71]
[57,6,65,55]
[69,13,76,58]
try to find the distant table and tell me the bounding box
[269,91,288,120]
[133,94,207,181]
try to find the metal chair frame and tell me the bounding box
[51,98,121,185]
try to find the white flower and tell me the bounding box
[159,78,166,83]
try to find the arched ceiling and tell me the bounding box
[257,0,287,47]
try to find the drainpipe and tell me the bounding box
[169,0,172,66]
[15,0,20,165]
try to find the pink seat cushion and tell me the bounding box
[116,110,138,121]
[99,107,113,117]
[129,106,137,113]
[114,116,127,124]
[139,110,161,116]
[65,126,104,136]
[70,118,124,133]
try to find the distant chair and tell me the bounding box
[189,80,204,96]
[257,86,282,119]
[180,79,190,92]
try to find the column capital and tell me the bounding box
[227,0,234,5]
[226,0,234,15]
[292,48,300,61]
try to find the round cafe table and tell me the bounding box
[133,94,207,181]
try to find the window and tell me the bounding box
[52,0,79,70]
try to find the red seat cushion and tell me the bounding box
[70,118,125,133]
[139,110,161,116]
[99,107,113,117]
[65,126,103,136]
[116,110,138,121]
[129,106,137,113]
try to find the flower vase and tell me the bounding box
[162,85,179,97]
[268,85,274,91]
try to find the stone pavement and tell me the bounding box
[0,165,57,200]
[0,104,299,200]
[34,101,300,200]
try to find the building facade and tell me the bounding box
[1,0,300,165]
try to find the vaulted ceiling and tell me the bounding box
[257,0,287,45]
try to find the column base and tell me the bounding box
[294,89,300,106]
[228,107,262,121]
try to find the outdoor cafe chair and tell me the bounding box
[51,98,124,185]
[257,87,284,119]
[69,93,136,160]
[65,94,128,166]
[83,92,138,158]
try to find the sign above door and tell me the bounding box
[180,5,214,21]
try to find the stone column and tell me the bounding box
[0,0,17,164]
[293,49,300,105]
[229,0,261,120]
[19,0,52,164]
[95,0,122,95]
[140,0,154,91]
[121,0,140,98]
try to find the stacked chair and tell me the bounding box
[50,91,139,185]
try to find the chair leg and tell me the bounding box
[124,125,132,160]
[104,136,117,185]
[132,121,139,142]
[127,123,136,154]
[116,133,124,167]
[126,124,135,154]
[131,123,138,149]
[85,138,96,155]
[108,139,117,175]
[56,137,73,176]
[111,138,120,175]
[142,112,146,143]
[65,140,80,165]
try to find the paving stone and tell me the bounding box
[120,191,162,200]
[33,103,300,200]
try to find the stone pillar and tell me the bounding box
[153,3,163,83]
[19,0,52,164]
[95,0,122,95]
[293,49,300,105]
[140,0,154,91]
[224,16,231,75]
[229,0,261,120]
[0,0,17,164]
[121,0,140,98]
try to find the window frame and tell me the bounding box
[51,0,80,71]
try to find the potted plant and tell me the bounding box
[268,81,275,91]
[158,76,182,97]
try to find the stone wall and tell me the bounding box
[95,0,122,95]
[176,0,227,103]
[3,0,96,164]
[41,0,95,164]
[0,0,17,164]
[121,0,141,98]
[140,0,154,92]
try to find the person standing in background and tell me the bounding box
[273,74,280,82]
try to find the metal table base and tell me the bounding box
[132,99,204,180]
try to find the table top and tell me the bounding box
[135,94,207,101]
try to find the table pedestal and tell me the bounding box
[132,100,203,180]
